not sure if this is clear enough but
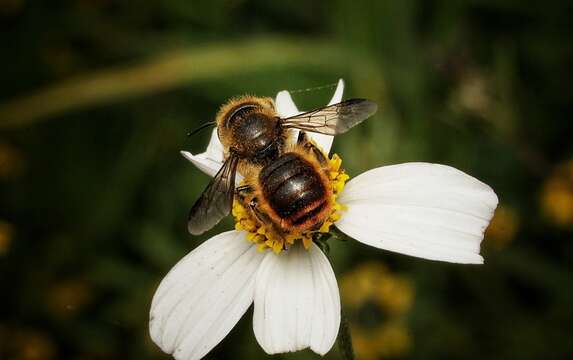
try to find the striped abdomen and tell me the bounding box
[258,152,331,231]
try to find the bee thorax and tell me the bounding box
[231,113,282,161]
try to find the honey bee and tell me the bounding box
[188,95,377,235]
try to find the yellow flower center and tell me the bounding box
[232,153,349,254]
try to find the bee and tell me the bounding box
[236,132,334,234]
[188,95,377,235]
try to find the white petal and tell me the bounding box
[181,129,225,177]
[327,78,345,106]
[204,128,225,162]
[253,243,340,355]
[336,163,498,264]
[180,150,222,178]
[307,78,344,154]
[150,231,263,360]
[275,90,301,118]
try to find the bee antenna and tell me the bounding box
[187,121,216,137]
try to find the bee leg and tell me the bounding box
[235,185,254,212]
[235,186,273,228]
[250,199,267,223]
[305,141,329,167]
[248,198,286,238]
[297,130,309,145]
[235,188,271,229]
[236,187,286,250]
[297,131,328,166]
[236,184,253,200]
[248,197,273,225]
[236,184,253,192]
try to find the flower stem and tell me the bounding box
[315,232,355,360]
[337,310,355,360]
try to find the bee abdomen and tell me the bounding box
[259,153,330,230]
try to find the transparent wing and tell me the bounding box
[187,154,239,235]
[280,99,377,135]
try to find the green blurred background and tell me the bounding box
[1,0,572,359]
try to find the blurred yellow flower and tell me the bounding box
[353,323,411,360]
[485,205,519,250]
[0,220,13,256]
[540,160,573,227]
[46,280,92,318]
[340,262,414,360]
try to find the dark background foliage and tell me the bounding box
[1,1,572,359]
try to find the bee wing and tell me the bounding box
[187,154,239,235]
[280,98,377,135]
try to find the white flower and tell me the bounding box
[150,79,498,359]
